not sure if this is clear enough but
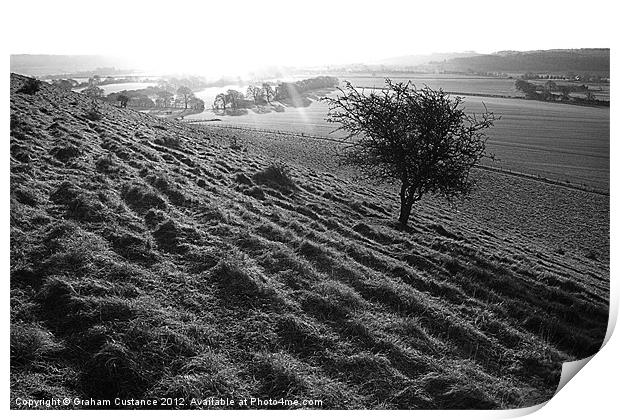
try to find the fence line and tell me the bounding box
[183,120,608,196]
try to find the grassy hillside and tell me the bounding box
[207,125,609,260]
[10,73,609,409]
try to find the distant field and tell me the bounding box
[188,89,609,191]
[336,74,523,97]
[339,74,610,101]
[75,82,156,95]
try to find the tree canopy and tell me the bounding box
[82,86,104,99]
[117,94,130,108]
[176,86,194,109]
[325,79,498,225]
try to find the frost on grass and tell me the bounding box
[9,74,608,409]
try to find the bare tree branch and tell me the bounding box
[322,79,500,225]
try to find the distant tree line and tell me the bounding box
[72,74,206,111]
[213,76,339,110]
[438,49,610,74]
[274,76,339,100]
[520,72,608,83]
[80,83,204,111]
[514,79,606,105]
[213,89,253,110]
[51,75,160,91]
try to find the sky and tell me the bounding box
[3,0,614,76]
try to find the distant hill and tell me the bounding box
[371,52,482,67]
[435,49,610,74]
[10,54,135,77]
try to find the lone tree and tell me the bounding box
[213,93,228,110]
[325,79,498,226]
[262,83,275,104]
[176,86,194,109]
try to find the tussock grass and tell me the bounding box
[254,352,308,396]
[312,280,367,311]
[209,257,286,309]
[146,173,190,206]
[82,341,146,398]
[353,222,395,244]
[253,163,296,193]
[95,154,119,173]
[154,135,182,149]
[418,371,498,409]
[299,291,352,321]
[234,172,254,186]
[211,259,266,297]
[275,314,333,355]
[11,323,65,366]
[297,240,332,267]
[152,219,199,253]
[243,186,266,200]
[121,183,167,213]
[51,144,81,163]
[17,78,41,95]
[105,228,158,264]
[84,108,103,122]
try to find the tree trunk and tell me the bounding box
[398,183,414,226]
[398,197,414,226]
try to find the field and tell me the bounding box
[188,84,610,191]
[10,74,608,409]
[75,82,156,95]
[333,73,523,97]
[200,126,610,261]
[68,74,610,191]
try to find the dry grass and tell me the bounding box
[10,73,608,409]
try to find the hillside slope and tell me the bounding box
[10,74,608,409]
